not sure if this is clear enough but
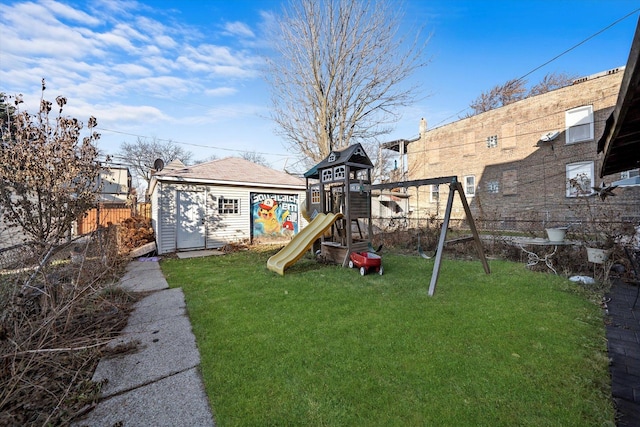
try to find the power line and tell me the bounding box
[431,7,640,128]
[96,127,290,158]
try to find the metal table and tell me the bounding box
[517,238,573,275]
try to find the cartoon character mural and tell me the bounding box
[251,193,299,241]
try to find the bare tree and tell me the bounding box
[193,154,219,164]
[0,80,101,247]
[528,72,577,96]
[468,79,528,115]
[240,150,270,167]
[265,0,429,167]
[118,136,192,191]
[468,72,577,116]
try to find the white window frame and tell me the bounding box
[218,197,240,214]
[464,175,475,197]
[310,187,320,204]
[334,165,346,180]
[430,184,439,202]
[565,105,594,144]
[566,161,594,197]
[321,168,333,182]
[620,169,639,179]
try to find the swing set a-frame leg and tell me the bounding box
[454,182,491,275]
[428,184,455,296]
[428,181,491,297]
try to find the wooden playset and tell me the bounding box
[268,143,490,296]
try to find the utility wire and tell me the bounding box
[431,7,640,128]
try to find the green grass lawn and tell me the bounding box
[161,249,614,427]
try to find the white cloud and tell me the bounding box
[117,63,153,77]
[0,0,271,157]
[42,0,101,25]
[224,21,255,38]
[205,87,238,97]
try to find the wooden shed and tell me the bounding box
[149,158,306,254]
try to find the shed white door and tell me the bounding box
[177,191,206,250]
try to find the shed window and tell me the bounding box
[321,169,333,182]
[334,165,346,180]
[565,105,594,144]
[219,197,239,214]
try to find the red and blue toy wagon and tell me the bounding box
[348,251,383,276]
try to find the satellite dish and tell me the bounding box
[539,131,560,142]
[153,158,165,171]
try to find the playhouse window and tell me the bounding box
[334,166,346,180]
[321,169,333,182]
[218,197,239,214]
[355,169,368,180]
[328,153,337,163]
[311,188,320,204]
[487,181,499,193]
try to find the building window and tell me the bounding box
[219,197,240,214]
[566,161,594,197]
[328,153,337,163]
[486,135,498,148]
[311,187,320,204]
[487,181,499,194]
[321,169,333,182]
[334,165,346,180]
[620,169,639,179]
[565,105,594,144]
[430,184,439,202]
[464,175,475,196]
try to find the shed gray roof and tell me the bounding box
[153,157,305,188]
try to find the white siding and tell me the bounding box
[206,186,249,248]
[152,179,306,254]
[159,183,177,254]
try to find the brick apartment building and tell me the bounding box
[386,67,640,231]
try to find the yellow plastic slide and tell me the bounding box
[267,212,343,275]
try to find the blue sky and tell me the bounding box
[1,0,638,173]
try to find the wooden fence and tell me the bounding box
[78,204,131,234]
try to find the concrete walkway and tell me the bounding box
[73,259,215,427]
[606,279,640,427]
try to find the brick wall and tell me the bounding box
[407,69,640,231]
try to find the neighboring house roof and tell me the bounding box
[151,157,305,189]
[304,143,373,179]
[598,17,640,176]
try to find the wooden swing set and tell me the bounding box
[370,176,490,296]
